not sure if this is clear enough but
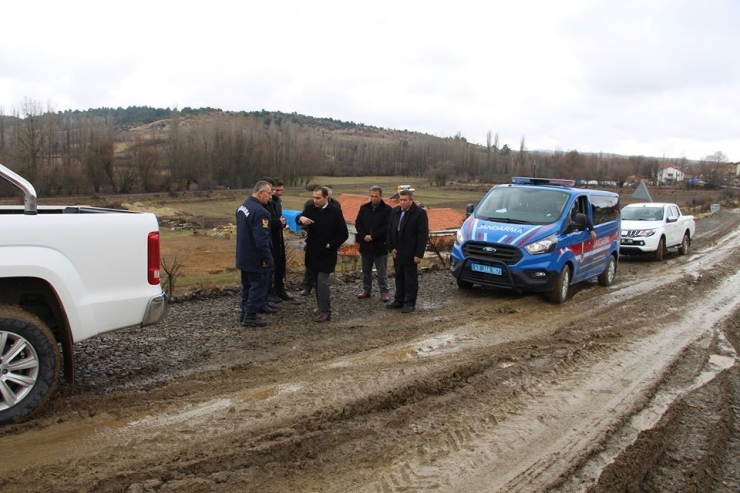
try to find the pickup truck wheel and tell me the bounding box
[0,305,61,425]
[654,237,666,261]
[456,277,474,290]
[549,265,571,304]
[598,254,617,286]
[678,233,691,255]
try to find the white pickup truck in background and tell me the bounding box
[0,163,167,424]
[619,202,696,261]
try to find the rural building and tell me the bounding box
[657,165,684,185]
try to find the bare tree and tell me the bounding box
[14,98,45,183]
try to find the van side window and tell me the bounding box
[592,195,620,225]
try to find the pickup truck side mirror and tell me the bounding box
[465,203,475,218]
[666,216,677,223]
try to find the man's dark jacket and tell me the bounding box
[387,202,429,265]
[236,196,274,272]
[298,203,349,273]
[355,200,392,257]
[266,196,286,260]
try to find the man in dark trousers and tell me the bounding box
[266,177,293,301]
[296,186,349,322]
[387,189,429,313]
[236,181,275,327]
[300,186,342,296]
[355,185,392,302]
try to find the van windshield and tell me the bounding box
[474,187,569,225]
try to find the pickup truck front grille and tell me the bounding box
[621,230,643,237]
[462,242,522,264]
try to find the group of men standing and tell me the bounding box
[236,182,429,327]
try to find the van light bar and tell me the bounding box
[511,177,576,187]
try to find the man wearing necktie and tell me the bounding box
[387,189,429,313]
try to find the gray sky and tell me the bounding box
[2,0,738,162]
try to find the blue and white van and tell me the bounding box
[450,177,621,303]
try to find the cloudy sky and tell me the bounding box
[2,0,738,162]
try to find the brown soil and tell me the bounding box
[2,209,740,493]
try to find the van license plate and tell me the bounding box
[471,263,502,276]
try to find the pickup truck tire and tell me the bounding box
[549,265,571,304]
[678,233,691,256]
[654,237,666,261]
[598,254,617,287]
[0,305,61,425]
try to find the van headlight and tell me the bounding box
[455,229,464,245]
[525,234,557,255]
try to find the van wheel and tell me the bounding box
[456,278,474,290]
[654,237,666,261]
[0,305,61,425]
[598,254,617,286]
[678,233,691,255]
[549,265,571,304]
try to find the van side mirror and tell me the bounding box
[569,212,587,232]
[465,203,475,217]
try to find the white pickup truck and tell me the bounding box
[0,163,167,424]
[619,202,696,261]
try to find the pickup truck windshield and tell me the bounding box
[622,206,664,221]
[475,187,569,225]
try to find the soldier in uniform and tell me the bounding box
[236,181,275,327]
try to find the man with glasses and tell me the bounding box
[387,189,429,313]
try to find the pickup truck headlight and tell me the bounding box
[455,228,464,245]
[525,234,557,255]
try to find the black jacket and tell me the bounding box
[265,196,285,259]
[387,202,429,265]
[298,203,349,273]
[354,200,392,257]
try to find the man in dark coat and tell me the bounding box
[296,186,349,322]
[300,187,342,296]
[355,185,392,301]
[236,181,275,327]
[386,189,429,313]
[267,177,293,300]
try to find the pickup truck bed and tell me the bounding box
[1,164,167,424]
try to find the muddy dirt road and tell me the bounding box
[2,211,740,493]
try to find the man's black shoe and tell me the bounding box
[401,305,416,313]
[242,313,268,327]
[300,288,312,296]
[278,291,294,301]
[267,295,283,304]
[266,302,280,310]
[258,305,278,314]
[386,301,404,309]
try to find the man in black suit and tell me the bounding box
[296,186,349,322]
[300,187,342,296]
[387,189,429,313]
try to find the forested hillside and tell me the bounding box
[0,101,701,196]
